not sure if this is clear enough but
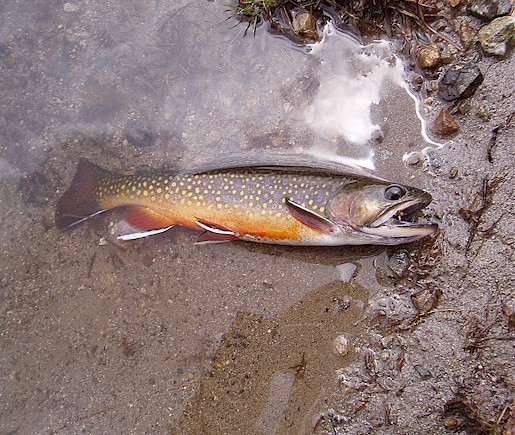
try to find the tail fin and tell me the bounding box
[55,158,110,229]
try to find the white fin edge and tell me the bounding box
[117,225,174,241]
[195,220,239,236]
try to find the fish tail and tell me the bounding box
[55,158,111,229]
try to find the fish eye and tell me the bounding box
[384,184,406,201]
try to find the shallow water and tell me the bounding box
[0,1,438,433]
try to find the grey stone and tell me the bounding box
[469,0,513,20]
[438,64,484,101]
[478,16,515,56]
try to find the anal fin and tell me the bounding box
[194,218,240,244]
[285,198,335,233]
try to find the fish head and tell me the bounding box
[327,180,438,245]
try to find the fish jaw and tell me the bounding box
[361,193,438,242]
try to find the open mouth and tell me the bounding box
[365,195,438,238]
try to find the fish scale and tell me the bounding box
[96,168,350,242]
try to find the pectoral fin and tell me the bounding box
[194,218,240,244]
[285,198,335,233]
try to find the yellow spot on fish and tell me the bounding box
[171,182,177,187]
[217,203,222,209]
[187,200,192,206]
[143,181,147,187]
[143,190,148,197]
[157,188,162,194]
[319,206,325,213]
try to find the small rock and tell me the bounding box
[502,303,515,327]
[63,2,79,12]
[405,152,422,167]
[430,108,460,136]
[417,45,441,69]
[478,16,515,56]
[414,364,432,379]
[449,167,459,179]
[469,1,499,20]
[291,9,318,40]
[448,0,461,7]
[443,416,460,429]
[335,263,357,283]
[470,0,513,19]
[412,288,442,313]
[334,335,350,357]
[476,104,491,121]
[457,19,478,49]
[438,64,484,101]
[380,350,390,361]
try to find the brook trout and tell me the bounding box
[55,158,437,245]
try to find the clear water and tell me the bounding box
[0,1,435,433]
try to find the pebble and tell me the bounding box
[438,64,484,101]
[469,0,512,20]
[476,104,491,121]
[63,2,79,12]
[412,288,442,313]
[335,263,357,283]
[430,108,460,136]
[334,335,350,357]
[414,364,432,379]
[417,45,441,69]
[478,16,515,56]
[457,19,477,49]
[291,9,318,40]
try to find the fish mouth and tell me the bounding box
[364,194,438,238]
